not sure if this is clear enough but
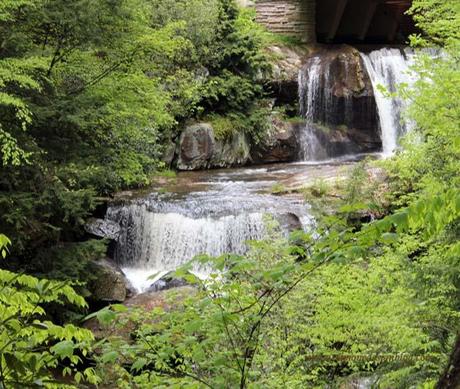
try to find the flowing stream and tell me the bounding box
[105,46,423,293]
[106,160,362,292]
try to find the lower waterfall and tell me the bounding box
[360,48,416,156]
[106,168,314,292]
[107,206,267,291]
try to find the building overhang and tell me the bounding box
[316,0,416,44]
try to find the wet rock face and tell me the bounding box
[251,117,300,164]
[211,132,251,168]
[85,218,120,240]
[298,44,382,155]
[161,141,176,167]
[306,124,381,157]
[146,271,191,293]
[278,212,302,231]
[266,44,312,107]
[176,120,302,169]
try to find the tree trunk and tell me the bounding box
[437,333,460,389]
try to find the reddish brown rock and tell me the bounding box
[251,116,300,163]
[298,44,382,155]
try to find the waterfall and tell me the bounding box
[360,48,416,156]
[297,47,380,161]
[107,204,267,291]
[298,57,328,160]
[106,176,313,292]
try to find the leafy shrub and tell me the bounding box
[0,237,98,387]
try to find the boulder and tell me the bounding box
[176,123,215,170]
[88,259,133,303]
[210,132,251,168]
[85,218,120,240]
[161,141,176,167]
[251,116,300,164]
[278,212,303,231]
[176,123,251,170]
[146,271,190,293]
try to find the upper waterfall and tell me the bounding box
[296,46,420,160]
[360,48,416,156]
[298,56,325,160]
[297,45,381,161]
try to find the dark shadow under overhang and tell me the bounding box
[316,0,417,44]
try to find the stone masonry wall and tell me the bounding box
[254,0,316,42]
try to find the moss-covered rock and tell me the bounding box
[176,123,216,170]
[175,122,251,170]
[211,132,251,167]
[88,259,133,303]
[251,115,301,163]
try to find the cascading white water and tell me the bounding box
[298,57,328,160]
[297,48,381,161]
[107,205,267,291]
[106,170,314,292]
[360,48,416,156]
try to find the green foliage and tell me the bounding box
[0,236,98,387]
[155,169,177,179]
[0,0,271,273]
[207,108,271,142]
[270,182,287,194]
[256,251,447,387]
[0,234,11,259]
[196,4,271,139]
[32,240,108,298]
[344,161,369,203]
[309,178,330,198]
[207,114,236,140]
[408,0,460,47]
[264,32,304,48]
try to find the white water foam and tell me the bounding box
[109,206,269,291]
[298,56,328,160]
[360,48,417,156]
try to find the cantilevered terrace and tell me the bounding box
[251,0,415,44]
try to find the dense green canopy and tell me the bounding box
[0,0,459,387]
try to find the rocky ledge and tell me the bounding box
[174,119,301,170]
[169,43,382,170]
[175,123,251,170]
[251,116,301,164]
